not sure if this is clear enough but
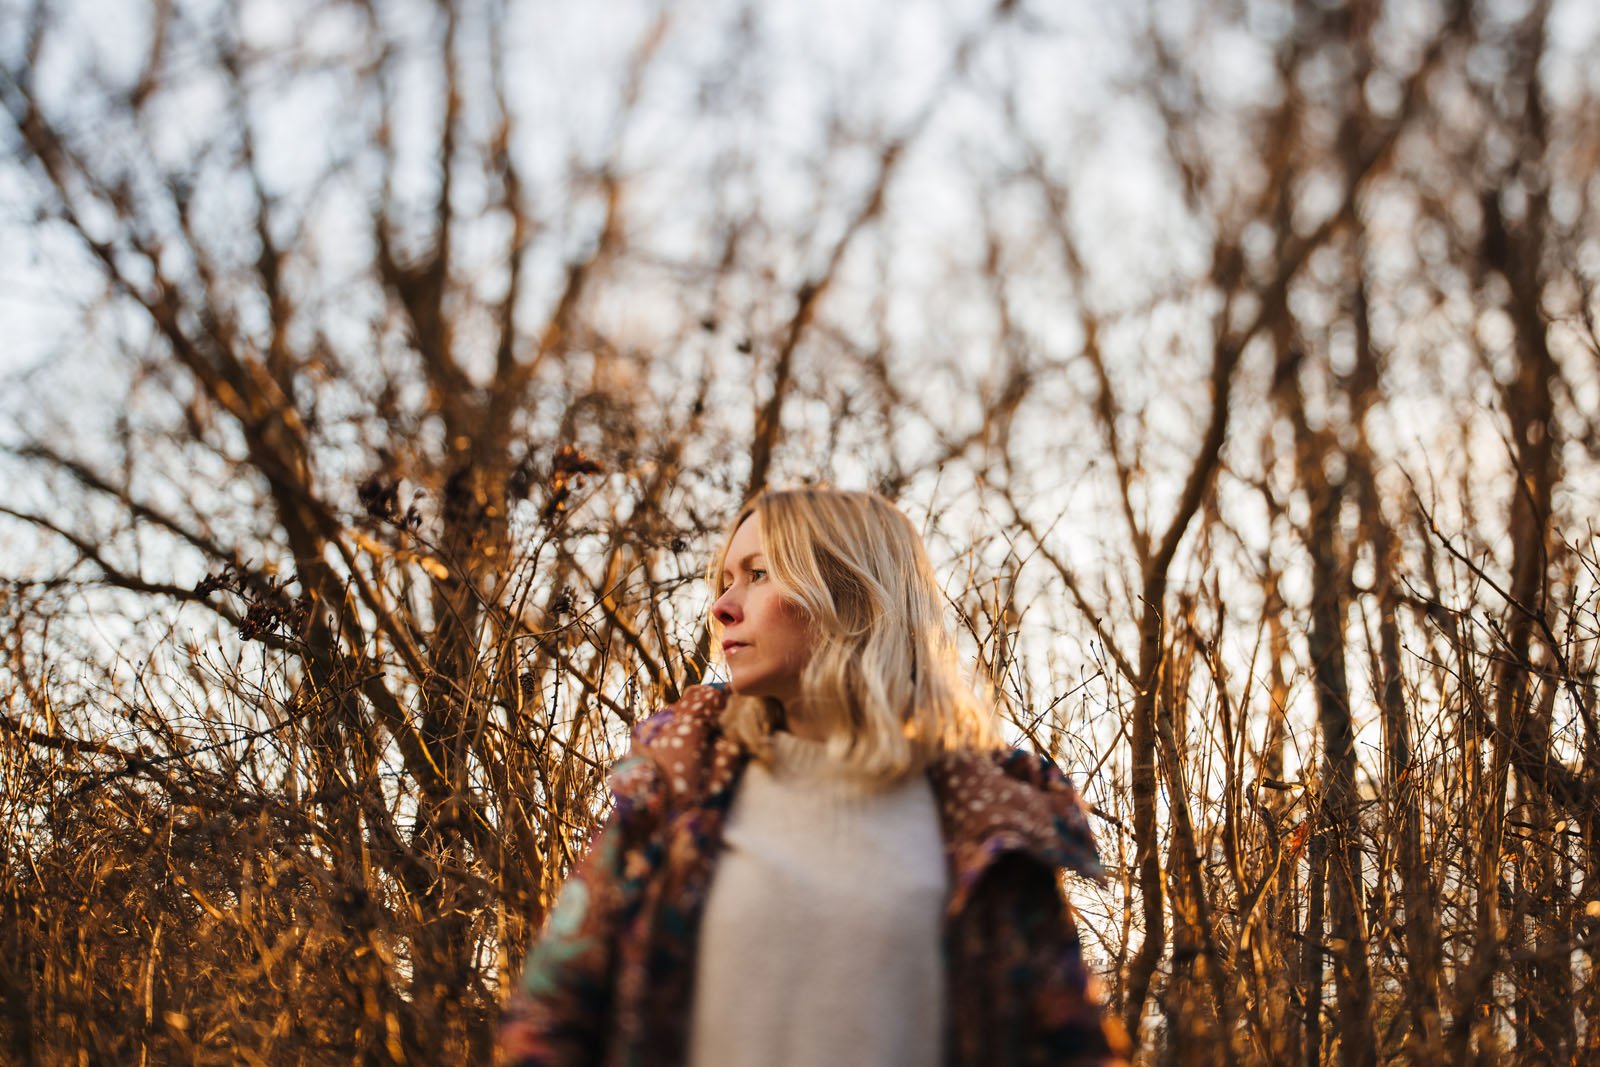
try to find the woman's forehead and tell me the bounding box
[725,513,765,559]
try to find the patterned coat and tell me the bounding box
[500,685,1130,1066]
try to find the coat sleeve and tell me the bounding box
[1016,875,1132,1067]
[498,751,663,1067]
[947,854,1131,1067]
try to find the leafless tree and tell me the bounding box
[2,0,1599,1063]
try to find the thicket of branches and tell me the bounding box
[2,0,1598,1063]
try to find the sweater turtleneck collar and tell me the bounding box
[765,730,890,793]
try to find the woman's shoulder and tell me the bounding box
[609,684,742,818]
[929,745,1104,881]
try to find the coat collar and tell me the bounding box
[925,747,1105,917]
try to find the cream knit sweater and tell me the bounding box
[688,731,950,1067]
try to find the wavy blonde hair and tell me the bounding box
[708,487,1000,780]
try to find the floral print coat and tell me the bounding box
[500,684,1130,1066]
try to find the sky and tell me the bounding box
[3,0,1599,767]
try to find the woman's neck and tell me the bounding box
[773,697,829,742]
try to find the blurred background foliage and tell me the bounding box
[2,0,1599,1062]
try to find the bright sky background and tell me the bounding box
[3,0,1599,792]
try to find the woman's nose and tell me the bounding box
[713,588,741,624]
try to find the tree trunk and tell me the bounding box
[1302,475,1378,1066]
[1345,259,1442,1062]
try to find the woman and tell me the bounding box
[500,488,1129,1066]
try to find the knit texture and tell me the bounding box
[688,731,950,1067]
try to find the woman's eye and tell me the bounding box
[749,569,767,581]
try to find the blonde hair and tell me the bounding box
[708,487,1000,780]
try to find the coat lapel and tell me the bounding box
[928,747,1105,918]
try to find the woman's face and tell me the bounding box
[712,513,813,710]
